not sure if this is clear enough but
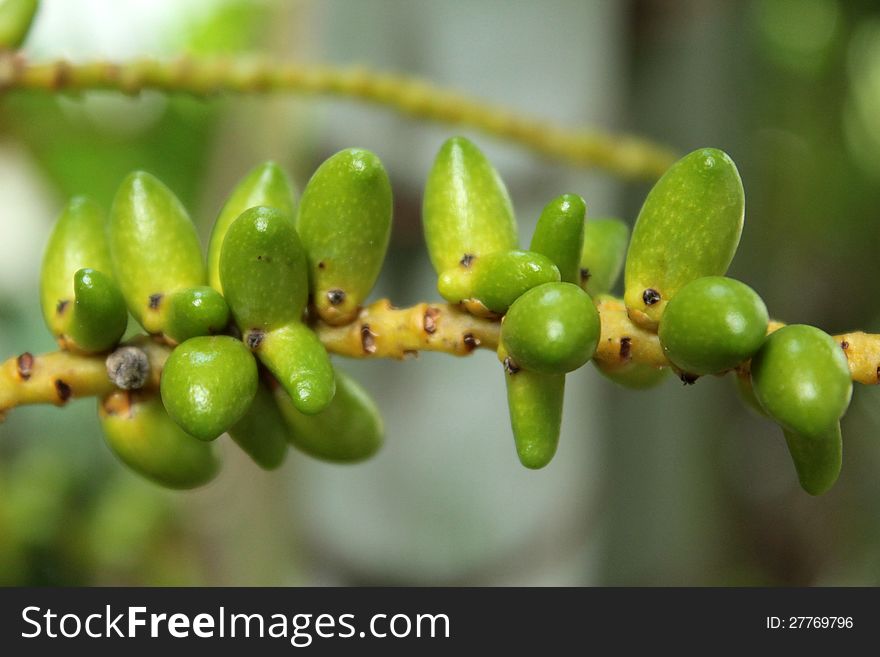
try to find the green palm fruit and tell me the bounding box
[499,342,565,470]
[0,0,38,49]
[296,148,393,326]
[529,193,586,284]
[751,324,852,495]
[220,206,335,415]
[658,276,768,376]
[423,136,518,287]
[579,218,629,297]
[594,360,668,389]
[733,371,769,417]
[109,171,231,344]
[98,390,220,490]
[274,369,383,463]
[439,249,560,314]
[624,148,744,330]
[227,381,289,470]
[160,335,257,441]
[207,161,298,295]
[40,196,127,353]
[501,282,600,375]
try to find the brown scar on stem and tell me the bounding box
[327,289,346,306]
[503,357,520,375]
[840,340,849,350]
[580,268,591,284]
[619,337,632,360]
[148,293,163,310]
[317,261,326,269]
[423,306,440,334]
[460,253,475,268]
[245,329,265,350]
[462,333,479,352]
[16,352,34,381]
[679,372,698,385]
[360,324,377,354]
[56,299,69,315]
[54,379,72,403]
[642,288,661,306]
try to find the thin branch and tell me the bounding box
[0,54,677,180]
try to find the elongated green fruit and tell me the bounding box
[108,171,207,335]
[594,360,668,390]
[296,148,392,325]
[220,206,335,414]
[98,390,220,490]
[529,193,586,284]
[499,344,564,469]
[782,424,843,496]
[40,197,127,353]
[502,282,600,375]
[160,336,258,441]
[439,249,560,313]
[207,161,298,295]
[163,286,229,344]
[423,136,518,276]
[0,0,38,49]
[228,381,288,470]
[274,369,383,463]
[624,148,744,330]
[579,218,629,297]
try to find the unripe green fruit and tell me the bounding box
[0,0,38,49]
[98,390,220,490]
[207,161,298,295]
[164,286,229,345]
[423,136,518,275]
[624,148,744,330]
[579,217,629,297]
[502,282,600,375]
[160,336,258,441]
[228,381,289,470]
[783,424,843,496]
[40,197,127,353]
[108,171,206,335]
[275,369,383,463]
[529,193,586,284]
[733,371,769,418]
[594,360,668,390]
[658,276,768,375]
[220,206,335,414]
[500,342,564,469]
[439,249,560,314]
[296,148,393,325]
[751,325,852,438]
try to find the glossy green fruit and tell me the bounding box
[108,171,206,335]
[207,161,298,295]
[423,136,518,275]
[228,381,288,470]
[751,325,852,437]
[275,369,383,462]
[783,424,843,496]
[0,0,38,48]
[502,282,600,375]
[98,390,220,490]
[163,286,229,345]
[160,336,258,441]
[579,218,629,297]
[220,207,335,414]
[658,276,768,375]
[733,371,769,418]
[529,194,586,284]
[439,249,560,313]
[624,148,744,330]
[40,197,127,353]
[296,148,392,325]
[594,360,668,390]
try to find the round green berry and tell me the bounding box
[658,276,768,375]
[501,282,600,374]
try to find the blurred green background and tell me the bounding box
[1,0,879,586]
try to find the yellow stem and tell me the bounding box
[0,54,676,180]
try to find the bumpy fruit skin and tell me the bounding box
[440,249,560,314]
[296,148,393,325]
[624,148,744,330]
[228,382,289,470]
[108,171,205,334]
[160,335,258,441]
[658,276,768,375]
[423,136,518,275]
[207,161,298,295]
[40,197,127,352]
[529,194,586,284]
[0,0,38,49]
[220,206,335,415]
[164,286,229,345]
[579,218,629,297]
[751,324,852,495]
[275,369,383,463]
[98,390,220,490]
[502,282,600,375]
